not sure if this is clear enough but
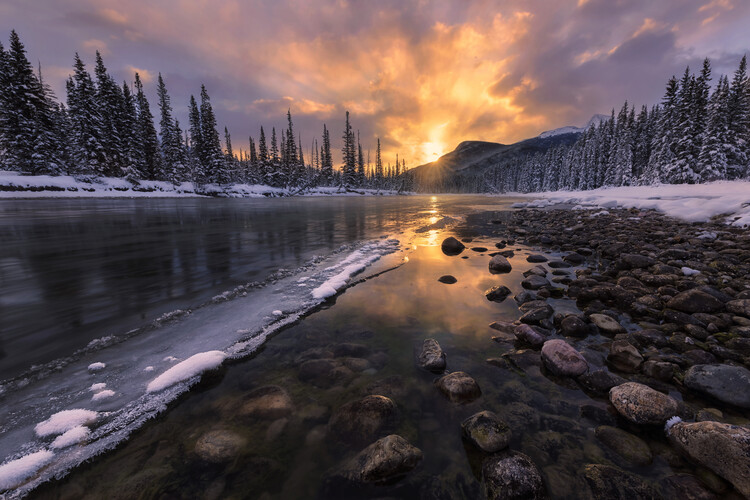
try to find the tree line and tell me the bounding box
[489,57,750,192]
[0,30,410,192]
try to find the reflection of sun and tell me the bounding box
[430,196,438,202]
[429,216,439,224]
[427,229,439,246]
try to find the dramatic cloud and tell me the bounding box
[1,0,748,166]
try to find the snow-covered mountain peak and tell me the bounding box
[538,114,607,139]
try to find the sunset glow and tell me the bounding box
[2,0,749,166]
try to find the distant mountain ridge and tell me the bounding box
[407,114,605,192]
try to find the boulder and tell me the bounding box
[486,285,512,302]
[489,254,512,274]
[461,411,512,453]
[684,364,750,408]
[514,324,547,347]
[520,306,554,325]
[609,382,679,425]
[526,254,548,263]
[617,254,656,270]
[328,395,398,446]
[417,338,447,372]
[435,371,481,403]
[441,237,465,256]
[727,299,750,318]
[667,289,724,314]
[239,385,294,419]
[607,340,644,373]
[194,430,246,463]
[668,420,750,498]
[482,451,546,500]
[578,369,627,395]
[594,425,653,466]
[541,339,588,377]
[589,313,626,335]
[332,434,422,484]
[438,275,457,284]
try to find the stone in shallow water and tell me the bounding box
[441,236,465,255]
[578,369,627,395]
[489,254,512,274]
[581,464,659,499]
[526,254,548,263]
[438,275,457,284]
[684,364,750,408]
[485,285,512,302]
[541,339,588,377]
[482,451,546,500]
[327,395,398,446]
[668,420,750,498]
[589,313,626,335]
[194,430,246,463]
[522,275,551,290]
[609,382,679,425]
[417,338,446,372]
[461,410,512,453]
[594,425,653,466]
[607,339,643,373]
[559,315,589,337]
[514,324,547,348]
[435,371,481,403]
[239,385,293,419]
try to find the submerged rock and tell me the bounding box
[328,395,398,446]
[594,425,653,466]
[684,364,750,408]
[489,254,513,274]
[609,382,679,425]
[194,430,246,463]
[334,434,423,484]
[482,451,546,500]
[559,315,589,337]
[607,340,643,373]
[578,369,627,395]
[668,420,750,498]
[417,338,447,372]
[589,313,626,335]
[438,275,458,284]
[239,385,293,419]
[526,254,548,263]
[461,410,512,453]
[541,339,588,377]
[521,275,551,290]
[514,324,547,348]
[581,464,659,499]
[441,237,465,255]
[435,371,481,403]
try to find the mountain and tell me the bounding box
[407,114,604,192]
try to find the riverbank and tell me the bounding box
[0,171,405,198]
[18,200,750,499]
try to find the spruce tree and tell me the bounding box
[321,124,333,185]
[258,126,269,184]
[94,51,124,176]
[67,53,106,175]
[341,111,356,186]
[133,73,162,180]
[157,73,183,182]
[187,94,204,183]
[698,75,730,181]
[727,55,749,178]
[199,85,227,184]
[120,81,143,181]
[375,138,384,187]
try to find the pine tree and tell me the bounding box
[270,126,281,186]
[727,55,749,178]
[157,73,183,182]
[646,76,679,184]
[133,73,162,180]
[224,126,238,182]
[356,131,365,186]
[199,85,227,184]
[258,126,269,184]
[94,51,126,176]
[670,67,699,183]
[187,94,204,183]
[67,53,106,175]
[321,124,333,185]
[698,75,730,181]
[248,135,258,183]
[375,138,384,188]
[341,111,356,186]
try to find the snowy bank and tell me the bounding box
[0,450,54,491]
[0,171,406,198]
[34,409,98,438]
[514,181,750,226]
[146,350,227,393]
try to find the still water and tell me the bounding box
[0,195,500,381]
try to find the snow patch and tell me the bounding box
[87,362,106,372]
[89,383,106,392]
[0,450,55,490]
[91,390,115,401]
[681,267,701,276]
[144,366,154,372]
[311,243,394,300]
[163,356,178,363]
[146,351,227,393]
[51,426,90,449]
[664,416,682,435]
[34,410,98,438]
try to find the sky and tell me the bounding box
[1,0,749,167]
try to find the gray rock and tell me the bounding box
[417,338,446,372]
[661,474,720,500]
[668,421,750,498]
[461,410,512,453]
[194,430,246,463]
[667,289,725,314]
[526,254,548,263]
[333,434,422,484]
[328,395,398,446]
[482,451,546,500]
[435,371,481,403]
[520,305,553,325]
[522,275,551,290]
[486,285,512,302]
[617,254,656,270]
[578,369,627,395]
[441,237,465,255]
[607,340,644,373]
[727,299,750,318]
[489,254,513,274]
[642,360,677,382]
[589,313,626,335]
[684,364,750,408]
[595,425,653,466]
[541,339,588,377]
[438,275,457,284]
[514,324,547,347]
[609,382,679,425]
